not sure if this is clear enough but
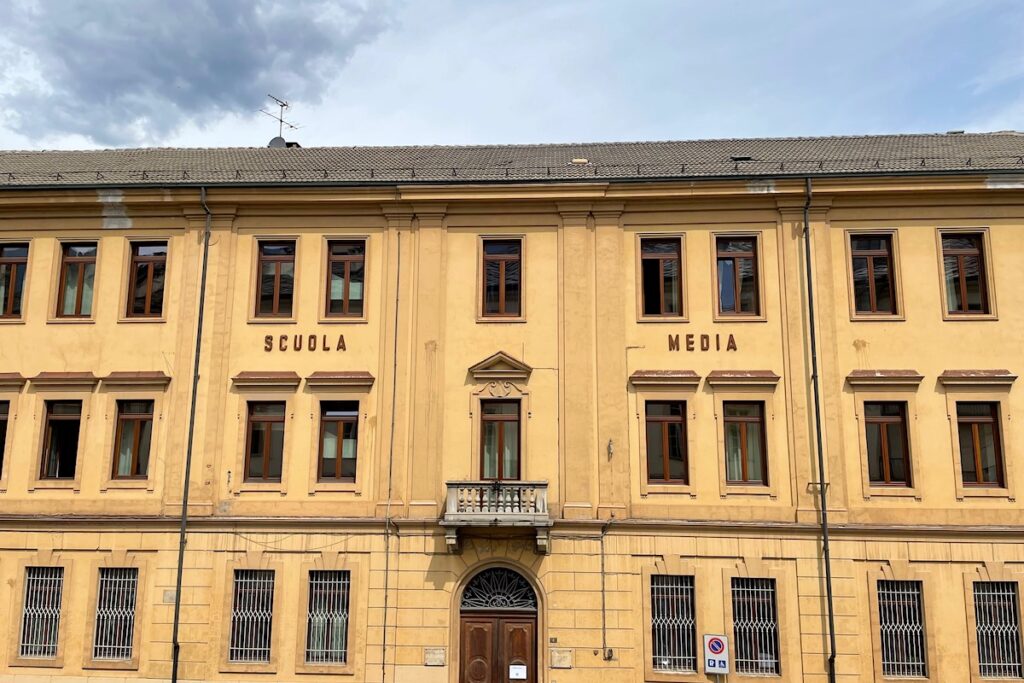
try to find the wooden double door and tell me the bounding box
[460,613,536,683]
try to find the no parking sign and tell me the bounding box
[703,634,730,674]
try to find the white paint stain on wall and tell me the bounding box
[746,179,776,193]
[97,188,132,229]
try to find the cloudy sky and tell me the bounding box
[0,0,1021,150]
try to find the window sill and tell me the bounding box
[721,484,774,498]
[476,316,527,324]
[83,659,139,671]
[0,317,25,325]
[864,485,920,500]
[29,480,80,492]
[220,662,277,675]
[642,483,696,498]
[101,479,152,492]
[311,482,359,494]
[46,317,95,325]
[117,316,167,324]
[850,314,906,323]
[247,317,297,325]
[942,312,998,322]
[10,657,64,669]
[712,313,767,323]
[637,315,689,324]
[296,662,355,676]
[316,316,368,325]
[234,483,286,495]
[956,486,1015,501]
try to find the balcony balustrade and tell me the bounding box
[442,480,551,553]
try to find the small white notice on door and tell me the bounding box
[509,664,527,680]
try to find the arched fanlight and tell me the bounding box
[460,567,537,611]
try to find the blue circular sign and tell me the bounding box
[708,637,725,655]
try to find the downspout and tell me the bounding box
[170,187,213,683]
[803,177,837,683]
[600,518,614,660]
[381,231,402,683]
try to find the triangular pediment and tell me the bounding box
[468,351,532,381]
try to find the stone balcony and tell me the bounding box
[441,480,552,554]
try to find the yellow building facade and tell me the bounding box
[1,135,1024,682]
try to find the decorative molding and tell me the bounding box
[460,568,538,611]
[231,371,301,389]
[30,371,99,387]
[0,372,26,389]
[305,371,375,389]
[468,351,532,381]
[101,371,171,387]
[629,369,700,388]
[938,369,1016,387]
[846,369,924,388]
[706,370,780,387]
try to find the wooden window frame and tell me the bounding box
[0,400,8,481]
[639,236,684,318]
[317,401,358,483]
[244,401,286,483]
[40,400,82,480]
[849,233,898,315]
[254,240,296,319]
[56,242,97,319]
[0,242,29,319]
[111,400,154,480]
[324,240,366,319]
[125,241,167,318]
[479,399,521,481]
[480,238,523,318]
[723,401,768,486]
[864,401,912,487]
[644,400,688,484]
[715,235,760,317]
[956,402,1005,488]
[941,231,990,316]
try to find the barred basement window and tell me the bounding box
[878,579,927,678]
[93,567,139,660]
[305,570,351,665]
[650,575,696,672]
[974,581,1023,678]
[731,577,780,675]
[229,569,275,663]
[19,566,64,659]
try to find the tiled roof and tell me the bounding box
[2,132,1024,188]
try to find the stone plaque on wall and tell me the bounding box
[550,648,572,669]
[424,647,446,666]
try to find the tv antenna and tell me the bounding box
[260,94,300,138]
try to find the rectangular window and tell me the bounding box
[57,243,97,318]
[0,243,28,318]
[229,569,275,663]
[19,566,64,659]
[0,400,8,477]
[851,234,897,314]
[482,239,521,317]
[93,567,138,661]
[650,574,696,673]
[326,240,365,317]
[112,400,154,479]
[878,580,927,678]
[319,401,358,481]
[731,577,780,675]
[41,400,81,480]
[480,400,520,480]
[245,402,285,482]
[865,402,911,486]
[958,402,1004,487]
[640,237,683,317]
[127,242,167,317]
[256,241,295,317]
[974,581,1023,678]
[305,570,351,665]
[943,233,989,314]
[645,401,687,483]
[716,236,759,315]
[724,402,767,485]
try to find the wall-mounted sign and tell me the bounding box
[669,333,737,352]
[264,334,347,352]
[703,634,730,674]
[509,664,527,680]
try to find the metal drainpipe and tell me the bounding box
[381,230,402,683]
[803,177,838,683]
[170,187,213,683]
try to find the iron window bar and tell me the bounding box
[651,575,697,672]
[975,581,1023,678]
[93,567,139,661]
[229,569,275,663]
[305,570,351,664]
[731,577,780,675]
[878,580,927,678]
[20,566,64,659]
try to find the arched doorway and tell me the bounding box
[459,567,538,683]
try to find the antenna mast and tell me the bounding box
[260,94,300,138]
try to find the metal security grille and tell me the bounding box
[878,580,927,677]
[974,581,1023,678]
[229,569,275,663]
[305,570,351,664]
[93,568,138,660]
[19,566,64,658]
[650,574,696,672]
[731,577,780,675]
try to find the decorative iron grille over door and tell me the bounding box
[461,567,537,612]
